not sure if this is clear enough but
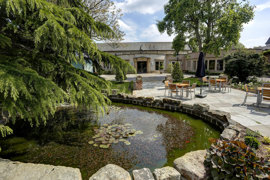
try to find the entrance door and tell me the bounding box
[137,62,147,73]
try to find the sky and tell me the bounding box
[113,0,270,48]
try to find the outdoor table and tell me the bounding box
[256,87,270,105]
[176,83,190,97]
[216,79,227,92]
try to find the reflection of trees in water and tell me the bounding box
[157,118,194,152]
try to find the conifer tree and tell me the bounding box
[172,62,184,82]
[0,0,134,139]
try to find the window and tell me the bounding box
[193,61,197,70]
[155,61,164,70]
[217,60,224,71]
[205,60,208,70]
[187,61,191,70]
[209,60,215,70]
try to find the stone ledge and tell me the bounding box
[0,158,82,180]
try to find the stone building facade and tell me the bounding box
[97,42,262,74]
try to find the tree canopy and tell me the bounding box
[158,0,254,55]
[0,0,134,136]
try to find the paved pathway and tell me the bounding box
[133,81,270,137]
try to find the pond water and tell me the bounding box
[0,103,220,180]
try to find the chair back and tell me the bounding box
[209,79,216,85]
[191,83,197,89]
[169,83,177,90]
[244,84,249,92]
[165,81,169,88]
[262,89,270,101]
[227,78,233,85]
[182,80,190,85]
[202,77,208,83]
[263,83,270,88]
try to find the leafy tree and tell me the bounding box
[158,0,254,55]
[0,0,133,139]
[172,62,184,82]
[84,0,124,42]
[165,63,173,73]
[224,51,268,82]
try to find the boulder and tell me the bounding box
[89,164,131,180]
[163,98,181,106]
[181,103,193,110]
[132,168,154,180]
[193,103,210,112]
[0,158,82,180]
[220,128,237,140]
[173,150,207,180]
[153,166,181,180]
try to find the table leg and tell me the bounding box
[186,88,189,97]
[219,82,221,92]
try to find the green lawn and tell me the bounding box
[110,81,133,94]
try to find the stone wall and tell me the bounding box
[108,94,230,131]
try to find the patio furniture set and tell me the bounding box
[164,76,232,100]
[242,83,270,106]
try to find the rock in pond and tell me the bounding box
[89,164,131,180]
[173,150,207,180]
[153,166,181,180]
[132,168,154,180]
[0,158,82,180]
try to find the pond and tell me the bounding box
[0,103,220,180]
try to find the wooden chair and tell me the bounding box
[187,83,197,99]
[164,81,169,96]
[260,83,270,105]
[224,78,233,92]
[242,84,257,106]
[208,78,217,91]
[168,83,179,97]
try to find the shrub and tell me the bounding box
[263,136,270,145]
[115,67,124,82]
[172,62,183,82]
[244,136,260,149]
[224,51,268,82]
[246,129,261,137]
[205,140,270,179]
[165,63,173,73]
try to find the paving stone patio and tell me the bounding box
[133,81,270,137]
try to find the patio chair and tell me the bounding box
[164,80,169,96]
[208,78,217,91]
[224,78,233,92]
[261,89,270,102]
[242,84,257,106]
[187,83,197,99]
[168,83,179,97]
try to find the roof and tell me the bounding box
[266,37,270,45]
[97,42,191,52]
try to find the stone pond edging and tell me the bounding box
[0,93,248,180]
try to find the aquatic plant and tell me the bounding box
[88,124,143,148]
[205,140,270,179]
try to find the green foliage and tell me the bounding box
[0,0,133,136]
[246,129,261,137]
[0,125,13,138]
[165,63,173,73]
[244,136,260,150]
[262,136,270,145]
[172,62,183,82]
[110,81,133,94]
[158,0,254,54]
[115,67,124,82]
[224,51,268,82]
[205,140,270,179]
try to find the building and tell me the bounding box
[97,42,262,74]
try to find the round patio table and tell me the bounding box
[176,83,190,97]
[216,79,227,92]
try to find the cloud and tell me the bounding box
[255,1,270,12]
[140,24,175,42]
[115,0,168,14]
[118,19,139,42]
